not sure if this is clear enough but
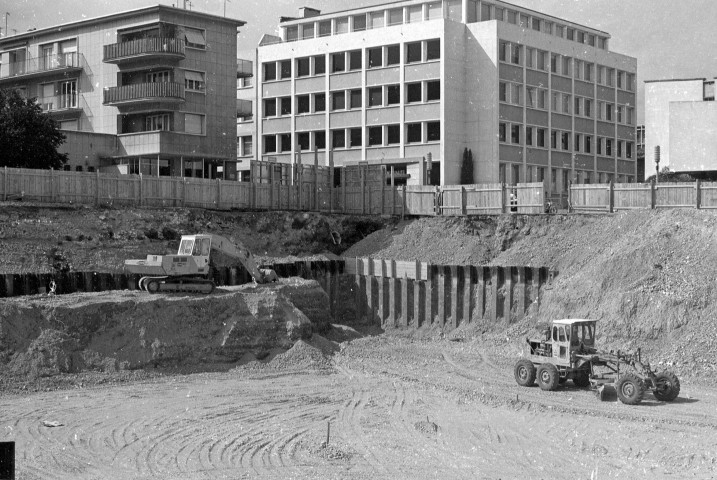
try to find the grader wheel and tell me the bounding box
[616,373,645,405]
[653,371,680,402]
[514,359,536,387]
[536,363,560,391]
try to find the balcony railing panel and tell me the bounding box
[0,52,84,80]
[103,82,185,105]
[103,37,185,63]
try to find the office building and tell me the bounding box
[0,5,245,178]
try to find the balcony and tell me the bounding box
[39,93,84,118]
[103,37,185,64]
[237,59,253,78]
[103,82,185,107]
[236,99,253,118]
[0,52,84,83]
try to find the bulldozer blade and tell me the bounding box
[596,385,606,401]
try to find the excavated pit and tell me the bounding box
[0,278,333,377]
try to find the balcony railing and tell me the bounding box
[103,82,185,106]
[0,52,84,81]
[237,59,253,78]
[237,99,253,117]
[39,93,82,112]
[103,37,185,63]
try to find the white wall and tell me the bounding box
[669,101,717,171]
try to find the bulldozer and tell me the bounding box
[124,234,277,294]
[514,319,680,405]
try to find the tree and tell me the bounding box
[460,147,474,184]
[0,89,68,169]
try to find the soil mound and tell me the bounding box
[269,337,335,371]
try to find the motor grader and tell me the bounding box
[124,234,277,294]
[513,319,680,405]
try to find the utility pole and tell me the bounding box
[4,12,8,38]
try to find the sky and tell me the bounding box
[1,0,716,124]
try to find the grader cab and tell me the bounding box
[514,319,680,405]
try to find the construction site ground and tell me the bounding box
[1,202,717,479]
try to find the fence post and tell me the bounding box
[501,183,507,213]
[96,170,101,205]
[650,181,656,210]
[138,173,143,206]
[216,178,222,210]
[461,186,466,216]
[608,181,614,213]
[696,179,702,209]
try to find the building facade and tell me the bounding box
[0,5,245,179]
[254,0,637,190]
[645,77,717,174]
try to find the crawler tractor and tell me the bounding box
[124,234,277,294]
[514,319,680,405]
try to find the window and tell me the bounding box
[500,83,508,103]
[626,142,633,159]
[368,126,383,146]
[263,62,276,81]
[617,71,625,89]
[368,47,382,68]
[352,14,366,31]
[184,27,206,49]
[406,123,422,143]
[369,11,385,29]
[567,27,575,40]
[319,20,331,37]
[280,133,292,152]
[280,60,291,79]
[551,54,558,73]
[561,131,570,150]
[537,50,548,71]
[335,17,349,34]
[285,26,298,42]
[332,52,345,73]
[606,138,612,156]
[526,47,535,69]
[511,44,521,65]
[387,124,400,144]
[146,113,170,131]
[607,68,615,87]
[60,80,77,109]
[426,80,440,101]
[314,55,326,75]
[526,86,536,108]
[314,93,326,112]
[500,42,508,63]
[349,50,362,70]
[511,124,520,144]
[627,107,634,125]
[315,131,326,149]
[555,24,564,37]
[495,7,505,21]
[574,96,581,116]
[561,56,571,76]
[302,23,315,40]
[598,37,607,49]
[617,140,623,158]
[538,89,547,109]
[184,113,204,134]
[588,34,595,47]
[297,95,310,114]
[297,57,310,77]
[532,18,541,31]
[264,135,277,153]
[627,73,635,92]
[386,45,400,65]
[543,21,553,34]
[577,31,585,44]
[597,137,602,155]
[575,133,581,152]
[552,92,560,112]
[526,126,533,146]
[349,128,362,147]
[406,42,422,63]
[617,105,624,123]
[537,128,546,147]
[332,91,345,110]
[241,136,253,156]
[407,5,423,23]
[574,59,582,80]
[562,93,571,114]
[511,83,522,105]
[551,130,557,149]
[520,14,529,28]
[387,84,400,105]
[585,135,592,153]
[426,39,440,60]
[184,70,205,92]
[298,131,310,150]
[499,122,507,142]
[264,98,277,117]
[350,89,362,109]
[406,82,422,103]
[585,99,592,117]
[481,3,491,21]
[281,97,291,115]
[147,70,170,83]
[585,63,593,82]
[426,121,440,141]
[427,1,442,20]
[388,8,403,25]
[368,87,383,107]
[606,103,613,121]
[597,65,605,85]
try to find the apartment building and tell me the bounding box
[236,53,255,181]
[0,5,245,179]
[254,0,637,190]
[645,77,717,174]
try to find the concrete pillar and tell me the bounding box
[413,261,422,327]
[489,266,499,322]
[476,267,486,320]
[463,266,473,324]
[517,267,527,321]
[503,267,514,325]
[437,265,446,328]
[378,260,387,328]
[388,260,397,328]
[450,266,459,330]
[425,263,433,327]
[366,258,375,325]
[400,272,409,328]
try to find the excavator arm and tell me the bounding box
[207,234,276,284]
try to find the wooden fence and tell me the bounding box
[570,181,717,212]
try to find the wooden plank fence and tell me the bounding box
[571,180,717,212]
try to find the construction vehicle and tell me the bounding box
[124,234,277,294]
[514,319,680,405]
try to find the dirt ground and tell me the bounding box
[2,203,717,479]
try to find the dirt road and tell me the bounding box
[2,334,715,480]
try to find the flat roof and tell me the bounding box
[644,78,708,84]
[279,0,610,37]
[0,4,245,46]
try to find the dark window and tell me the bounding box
[606,139,612,155]
[551,130,557,149]
[264,98,277,117]
[349,128,362,147]
[368,47,382,68]
[585,135,592,153]
[561,132,570,150]
[297,57,310,77]
[314,55,325,75]
[406,42,421,63]
[426,39,440,60]
[499,123,506,142]
[537,128,546,147]
[406,82,422,103]
[426,121,440,141]
[349,50,362,70]
[386,44,400,65]
[511,124,520,144]
[315,131,326,149]
[387,85,400,105]
[297,95,310,114]
[350,89,362,109]
[426,80,440,101]
[526,127,533,146]
[353,14,367,31]
[314,93,326,112]
[298,132,310,150]
[263,62,276,81]
[76,166,83,172]
[368,87,382,107]
[281,97,291,115]
[264,135,277,153]
[332,91,345,110]
[280,60,291,79]
[368,126,383,146]
[332,129,345,149]
[332,52,345,73]
[406,123,422,143]
[88,166,95,172]
[280,133,292,152]
[387,124,400,144]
